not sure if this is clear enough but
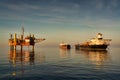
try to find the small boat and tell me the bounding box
[59,42,71,49]
[75,33,112,50]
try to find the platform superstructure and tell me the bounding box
[9,27,45,50]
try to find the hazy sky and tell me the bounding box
[0,0,120,47]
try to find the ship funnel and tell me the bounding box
[97,33,102,39]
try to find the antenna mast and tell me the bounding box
[21,26,24,36]
[21,26,24,40]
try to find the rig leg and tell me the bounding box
[14,45,16,50]
[10,45,14,50]
[21,45,23,51]
[32,45,34,51]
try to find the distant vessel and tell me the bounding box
[59,42,71,49]
[75,33,112,50]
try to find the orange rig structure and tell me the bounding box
[9,27,45,50]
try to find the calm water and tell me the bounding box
[0,46,120,80]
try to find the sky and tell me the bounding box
[0,0,120,47]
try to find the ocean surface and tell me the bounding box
[0,46,120,80]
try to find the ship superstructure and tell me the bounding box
[59,42,71,49]
[75,33,111,50]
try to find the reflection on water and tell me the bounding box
[8,48,46,77]
[76,49,110,68]
[59,49,71,58]
[8,49,35,76]
[9,49,35,65]
[1,47,120,80]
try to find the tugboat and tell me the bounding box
[59,42,71,49]
[75,33,112,50]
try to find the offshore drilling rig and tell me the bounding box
[9,27,45,50]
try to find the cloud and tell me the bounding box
[80,18,120,29]
[0,0,81,25]
[0,0,120,28]
[0,2,41,11]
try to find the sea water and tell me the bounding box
[0,46,120,80]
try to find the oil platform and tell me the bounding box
[9,27,45,50]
